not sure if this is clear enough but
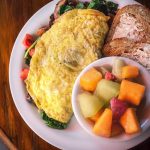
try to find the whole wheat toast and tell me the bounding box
[106,4,150,43]
[103,38,150,71]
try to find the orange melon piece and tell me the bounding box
[120,108,140,134]
[80,68,102,92]
[122,66,139,78]
[93,108,112,137]
[111,123,123,137]
[118,80,145,106]
[89,109,104,122]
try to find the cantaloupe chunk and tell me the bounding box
[120,108,140,134]
[122,66,139,78]
[111,123,123,137]
[93,109,112,137]
[80,68,102,91]
[118,80,145,106]
[89,109,104,122]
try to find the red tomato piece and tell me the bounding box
[20,69,29,80]
[29,48,35,57]
[23,34,34,48]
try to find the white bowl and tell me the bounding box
[72,56,150,141]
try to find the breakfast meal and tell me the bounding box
[19,0,150,134]
[78,58,145,137]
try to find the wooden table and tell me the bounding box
[0,0,149,149]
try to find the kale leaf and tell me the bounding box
[59,5,74,15]
[25,52,31,66]
[76,2,85,9]
[40,111,68,129]
[106,1,118,14]
[59,0,118,16]
[88,0,118,15]
[88,0,105,9]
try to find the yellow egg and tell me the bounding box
[25,9,109,123]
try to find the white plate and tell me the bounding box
[9,0,150,150]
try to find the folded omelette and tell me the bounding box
[25,9,109,123]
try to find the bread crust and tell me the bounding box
[103,38,150,70]
[106,4,150,42]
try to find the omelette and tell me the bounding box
[25,9,109,124]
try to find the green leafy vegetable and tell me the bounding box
[88,0,105,9]
[88,0,118,15]
[59,5,73,15]
[59,0,118,15]
[25,54,31,66]
[40,111,68,129]
[87,2,96,9]
[59,1,85,15]
[76,2,85,9]
[58,0,118,16]
[106,1,118,14]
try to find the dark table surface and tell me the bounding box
[0,0,150,149]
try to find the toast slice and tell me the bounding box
[103,38,150,71]
[106,4,150,43]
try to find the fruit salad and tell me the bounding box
[78,59,145,138]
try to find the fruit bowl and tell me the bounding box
[72,57,150,141]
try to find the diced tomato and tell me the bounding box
[23,34,34,48]
[20,68,29,80]
[29,48,35,57]
[105,72,116,81]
